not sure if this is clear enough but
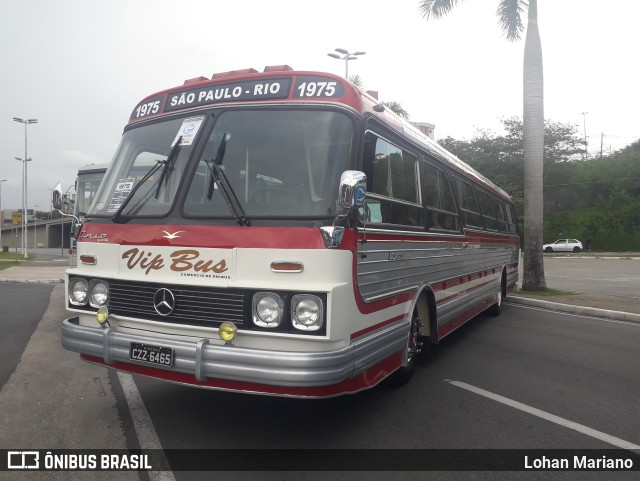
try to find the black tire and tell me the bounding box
[544,247,553,253]
[573,246,581,253]
[386,309,423,387]
[488,275,506,317]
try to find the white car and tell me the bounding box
[543,239,583,253]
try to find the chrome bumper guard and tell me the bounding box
[61,317,408,387]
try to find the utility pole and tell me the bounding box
[580,112,588,160]
[600,132,604,158]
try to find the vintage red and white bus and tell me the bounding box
[58,65,519,397]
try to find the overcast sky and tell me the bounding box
[1,0,638,213]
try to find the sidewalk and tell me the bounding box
[0,248,70,284]
[2,251,640,323]
[508,293,640,323]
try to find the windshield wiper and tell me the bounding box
[155,136,182,199]
[111,140,182,224]
[205,133,251,226]
[111,161,164,224]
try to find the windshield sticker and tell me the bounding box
[172,116,204,146]
[107,178,135,213]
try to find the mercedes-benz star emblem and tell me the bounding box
[153,288,176,316]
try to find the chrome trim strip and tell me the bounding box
[363,286,419,303]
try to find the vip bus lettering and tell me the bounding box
[121,248,228,275]
[169,249,228,274]
[122,248,164,274]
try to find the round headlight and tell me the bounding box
[89,280,109,307]
[252,293,282,327]
[69,278,89,306]
[292,295,324,331]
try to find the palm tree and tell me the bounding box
[419,0,546,290]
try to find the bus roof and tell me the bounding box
[128,65,510,201]
[77,163,109,175]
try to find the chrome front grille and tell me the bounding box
[107,280,246,327]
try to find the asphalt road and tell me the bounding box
[1,280,639,480]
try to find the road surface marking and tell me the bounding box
[118,372,176,481]
[446,380,640,451]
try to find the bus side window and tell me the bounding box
[362,132,423,227]
[493,198,508,232]
[506,204,519,234]
[423,161,459,231]
[452,177,482,228]
[477,190,498,230]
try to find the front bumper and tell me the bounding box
[62,317,408,396]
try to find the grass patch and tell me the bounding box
[0,252,34,261]
[0,252,34,271]
[514,288,576,297]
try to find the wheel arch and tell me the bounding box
[408,284,439,345]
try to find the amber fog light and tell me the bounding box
[96,307,110,326]
[219,322,237,343]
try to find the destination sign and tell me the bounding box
[163,77,293,113]
[130,75,346,121]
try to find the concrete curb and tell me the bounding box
[0,277,64,284]
[508,296,640,324]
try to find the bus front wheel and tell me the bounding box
[387,308,423,386]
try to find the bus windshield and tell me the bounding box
[74,168,107,222]
[88,109,353,220]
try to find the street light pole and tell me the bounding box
[0,179,6,252]
[33,204,39,249]
[15,156,32,256]
[13,117,38,259]
[327,48,366,79]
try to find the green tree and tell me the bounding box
[349,75,410,119]
[438,117,583,218]
[384,101,410,119]
[420,0,546,290]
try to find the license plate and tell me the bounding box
[129,343,174,367]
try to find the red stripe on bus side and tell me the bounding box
[437,297,494,340]
[432,271,498,305]
[350,314,405,341]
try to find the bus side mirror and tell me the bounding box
[338,171,367,209]
[52,182,63,210]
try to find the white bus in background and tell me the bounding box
[70,163,108,263]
